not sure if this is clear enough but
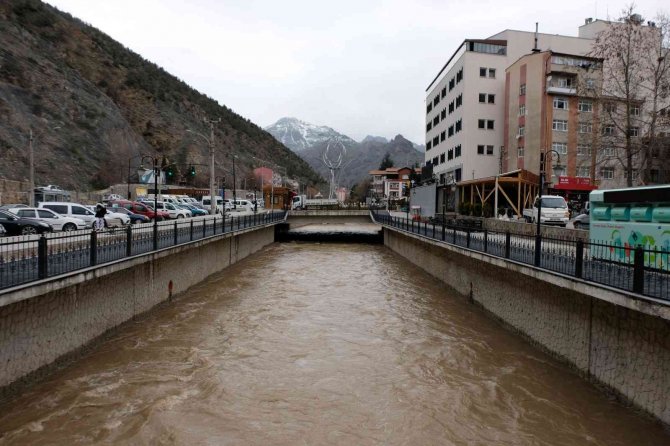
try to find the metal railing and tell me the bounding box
[372,211,670,301]
[0,211,286,291]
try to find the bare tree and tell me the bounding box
[589,6,669,186]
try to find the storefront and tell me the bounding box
[549,176,597,213]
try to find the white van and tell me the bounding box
[202,196,225,213]
[38,202,96,228]
[231,199,254,211]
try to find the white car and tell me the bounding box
[155,201,190,219]
[9,207,87,232]
[84,206,130,228]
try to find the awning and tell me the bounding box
[552,176,598,191]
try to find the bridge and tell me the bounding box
[0,209,669,426]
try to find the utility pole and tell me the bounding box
[206,118,221,215]
[29,130,34,207]
[232,155,237,210]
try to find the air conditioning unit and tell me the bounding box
[516,134,522,139]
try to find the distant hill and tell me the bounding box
[265,117,424,189]
[0,0,323,192]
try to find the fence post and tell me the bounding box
[126,225,132,257]
[534,234,542,267]
[90,230,97,266]
[190,219,194,241]
[483,229,488,253]
[203,219,206,238]
[432,223,435,239]
[153,221,158,251]
[37,235,48,279]
[575,240,584,278]
[442,223,445,241]
[173,221,178,246]
[633,246,645,294]
[213,216,217,235]
[453,226,457,244]
[505,231,511,258]
[466,229,471,248]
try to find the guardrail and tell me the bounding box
[0,211,286,291]
[372,211,669,301]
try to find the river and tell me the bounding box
[0,243,667,445]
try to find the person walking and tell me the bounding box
[94,203,107,232]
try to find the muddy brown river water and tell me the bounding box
[0,243,668,445]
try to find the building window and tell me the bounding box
[426,141,432,150]
[455,145,462,157]
[518,126,525,137]
[455,94,463,108]
[448,149,454,160]
[585,78,596,89]
[478,119,485,129]
[427,103,432,114]
[479,93,486,103]
[448,125,454,137]
[441,108,446,120]
[631,106,640,116]
[434,96,440,106]
[629,127,639,137]
[601,147,615,156]
[577,144,592,156]
[552,120,568,132]
[553,97,568,110]
[433,136,439,146]
[456,67,464,83]
[601,167,614,179]
[479,119,494,130]
[518,146,524,157]
[486,145,494,155]
[426,122,432,132]
[519,104,526,116]
[440,131,446,142]
[433,116,439,126]
[604,102,617,114]
[448,101,455,114]
[479,67,487,77]
[488,68,496,78]
[487,120,494,130]
[602,125,615,136]
[577,165,590,177]
[579,122,592,134]
[488,94,495,104]
[433,157,439,165]
[440,153,446,163]
[455,119,462,132]
[449,78,455,91]
[520,84,526,95]
[557,77,573,88]
[441,87,446,98]
[477,144,485,155]
[552,142,568,155]
[578,99,593,112]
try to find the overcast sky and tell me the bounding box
[45,0,667,144]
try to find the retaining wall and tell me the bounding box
[0,225,275,397]
[384,228,670,424]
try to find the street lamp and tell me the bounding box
[139,156,160,250]
[186,118,220,215]
[535,149,562,237]
[28,124,61,207]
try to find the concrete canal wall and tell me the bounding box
[0,225,275,398]
[384,228,670,425]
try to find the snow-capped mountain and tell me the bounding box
[264,117,357,152]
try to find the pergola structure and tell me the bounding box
[456,169,539,217]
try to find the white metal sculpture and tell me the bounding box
[322,138,346,199]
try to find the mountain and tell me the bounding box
[0,0,323,191]
[264,117,357,153]
[270,116,424,189]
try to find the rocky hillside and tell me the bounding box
[0,0,323,192]
[266,117,424,188]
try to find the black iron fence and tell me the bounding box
[0,212,286,291]
[372,211,669,301]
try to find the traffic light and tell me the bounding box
[166,165,175,179]
[189,165,196,177]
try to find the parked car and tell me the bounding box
[84,206,130,227]
[108,200,168,221]
[178,204,207,217]
[8,207,86,232]
[569,211,590,230]
[0,210,52,235]
[154,201,190,219]
[0,224,6,237]
[231,199,255,211]
[106,206,150,224]
[103,193,124,202]
[38,202,96,228]
[0,204,28,210]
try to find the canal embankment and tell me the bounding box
[0,225,275,399]
[383,227,670,425]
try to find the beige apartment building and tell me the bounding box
[503,50,603,203]
[424,29,592,188]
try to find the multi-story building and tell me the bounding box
[503,50,603,202]
[368,167,420,201]
[424,30,593,187]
